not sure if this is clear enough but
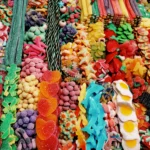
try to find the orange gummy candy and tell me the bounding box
[40,81,59,98]
[37,114,57,123]
[37,98,57,116]
[36,134,58,150]
[41,70,61,83]
[36,118,56,140]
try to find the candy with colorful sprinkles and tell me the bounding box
[1,0,150,149]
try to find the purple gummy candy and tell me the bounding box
[20,111,27,117]
[18,119,23,126]
[22,124,28,128]
[26,129,35,137]
[13,122,19,129]
[23,117,30,124]
[30,115,36,123]
[16,112,21,118]
[27,109,34,117]
[27,123,35,130]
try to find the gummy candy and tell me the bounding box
[37,98,57,116]
[37,114,57,123]
[41,70,61,83]
[36,118,56,140]
[40,81,59,98]
[36,134,58,150]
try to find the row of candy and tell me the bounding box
[36,71,61,150]
[0,3,12,147]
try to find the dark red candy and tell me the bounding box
[104,75,112,83]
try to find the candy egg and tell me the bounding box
[63,96,69,101]
[59,100,64,106]
[71,96,78,101]
[60,6,67,13]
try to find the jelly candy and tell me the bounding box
[37,114,57,123]
[41,70,61,83]
[40,81,59,98]
[36,118,56,140]
[36,134,58,150]
[38,98,57,116]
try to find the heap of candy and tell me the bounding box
[59,110,77,141]
[36,71,61,150]
[17,75,39,111]
[13,110,37,149]
[59,81,80,111]
[113,80,140,150]
[1,0,150,149]
[0,64,20,149]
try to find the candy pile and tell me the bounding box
[0,64,20,149]
[82,82,107,150]
[59,110,77,141]
[24,24,47,43]
[17,75,39,111]
[36,71,61,150]
[113,80,140,150]
[59,81,80,111]
[21,58,48,79]
[25,10,46,31]
[13,110,37,149]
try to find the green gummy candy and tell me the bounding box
[40,34,45,41]
[128,34,134,40]
[116,31,122,35]
[30,26,37,32]
[127,24,133,32]
[34,29,41,35]
[39,27,45,33]
[121,34,127,39]
[124,31,131,35]
[27,32,35,38]
[118,28,123,31]
[120,24,127,30]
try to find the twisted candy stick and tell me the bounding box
[124,0,136,20]
[15,128,36,150]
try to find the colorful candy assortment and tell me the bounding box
[1,0,150,150]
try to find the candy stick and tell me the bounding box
[81,0,88,21]
[118,0,129,18]
[99,0,107,18]
[124,0,136,21]
[86,0,92,19]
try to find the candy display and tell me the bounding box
[1,0,150,150]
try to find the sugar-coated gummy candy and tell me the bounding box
[13,122,19,129]
[62,88,69,95]
[27,123,35,130]
[67,86,73,91]
[18,119,23,125]
[36,118,56,140]
[30,115,36,123]
[23,117,30,124]
[26,129,36,137]
[27,109,34,116]
[20,111,27,117]
[22,124,28,128]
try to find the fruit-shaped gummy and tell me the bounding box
[40,81,59,98]
[36,118,56,140]
[36,134,58,150]
[41,71,61,83]
[38,98,57,116]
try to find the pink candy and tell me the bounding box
[58,81,80,111]
[21,57,48,79]
[23,37,47,59]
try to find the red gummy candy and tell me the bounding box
[113,58,122,73]
[37,114,57,123]
[36,118,56,140]
[106,51,118,63]
[36,134,58,150]
[38,98,57,116]
[104,29,116,39]
[106,40,119,52]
